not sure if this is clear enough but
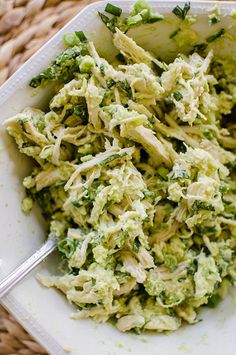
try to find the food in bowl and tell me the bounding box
[4,0,236,333]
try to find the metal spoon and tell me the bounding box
[0,234,57,298]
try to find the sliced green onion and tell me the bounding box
[73,103,88,123]
[173,91,183,101]
[58,238,76,259]
[202,129,214,140]
[71,199,82,208]
[29,68,54,88]
[126,13,143,26]
[172,5,183,19]
[106,79,116,88]
[98,11,110,25]
[220,184,230,195]
[105,3,122,16]
[100,153,126,166]
[206,28,225,43]
[147,14,163,23]
[63,32,80,47]
[209,16,219,26]
[79,56,95,73]
[133,238,141,253]
[134,0,164,22]
[118,80,132,98]
[98,12,117,32]
[172,2,190,20]
[75,31,87,42]
[169,28,180,39]
[133,0,151,19]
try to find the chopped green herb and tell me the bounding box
[106,79,116,88]
[170,28,180,39]
[133,238,141,253]
[126,13,143,26]
[146,14,163,23]
[21,142,33,148]
[187,260,198,275]
[105,3,122,16]
[78,56,95,73]
[173,91,183,101]
[75,31,87,42]
[209,16,219,26]
[99,0,163,32]
[71,199,82,208]
[73,103,88,123]
[29,47,82,87]
[63,32,80,47]
[206,28,225,43]
[202,129,214,140]
[98,12,117,33]
[55,47,81,65]
[98,11,110,26]
[220,184,230,195]
[100,153,127,166]
[196,225,217,235]
[58,238,77,259]
[30,68,54,88]
[103,200,112,211]
[192,200,215,212]
[172,2,190,20]
[118,80,132,98]
[132,0,151,18]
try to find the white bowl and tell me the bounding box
[1,1,236,354]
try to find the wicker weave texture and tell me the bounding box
[0,0,94,85]
[0,304,47,354]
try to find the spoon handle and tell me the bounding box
[0,235,57,299]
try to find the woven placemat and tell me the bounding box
[0,1,95,353]
[0,0,95,85]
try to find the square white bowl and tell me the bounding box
[1,1,236,354]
